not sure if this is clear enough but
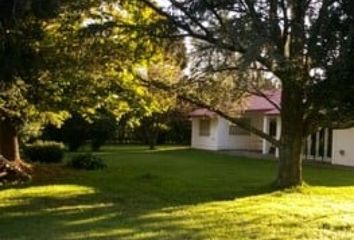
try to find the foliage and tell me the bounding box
[160,109,191,144]
[0,0,177,163]
[67,154,106,170]
[90,109,117,151]
[41,124,63,143]
[133,0,354,187]
[0,0,71,129]
[42,110,118,151]
[133,107,191,147]
[23,141,65,163]
[60,114,90,152]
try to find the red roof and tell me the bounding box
[246,90,281,114]
[189,90,281,118]
[189,108,217,118]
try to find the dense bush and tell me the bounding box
[42,110,117,152]
[42,114,89,151]
[67,154,106,170]
[90,109,117,151]
[24,141,65,163]
[61,114,90,152]
[162,110,191,144]
[132,109,191,148]
[41,124,63,142]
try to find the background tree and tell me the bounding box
[134,0,354,187]
[134,105,191,149]
[60,114,90,152]
[0,0,174,166]
[42,109,117,152]
[89,109,117,151]
[0,0,61,162]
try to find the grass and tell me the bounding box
[1,145,354,239]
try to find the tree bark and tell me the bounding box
[276,81,304,188]
[276,135,304,188]
[0,119,21,161]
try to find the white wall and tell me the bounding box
[215,113,263,151]
[191,116,354,167]
[262,116,281,157]
[191,118,219,150]
[332,128,354,166]
[191,114,264,151]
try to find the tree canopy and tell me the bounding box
[0,0,180,165]
[132,0,354,187]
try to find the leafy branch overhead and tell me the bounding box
[0,1,183,166]
[130,0,354,187]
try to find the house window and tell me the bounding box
[229,118,251,136]
[269,119,277,137]
[199,119,211,136]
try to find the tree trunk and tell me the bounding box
[0,119,21,161]
[276,135,304,188]
[276,81,305,188]
[149,140,156,150]
[148,130,158,150]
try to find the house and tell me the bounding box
[189,90,354,167]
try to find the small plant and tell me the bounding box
[67,154,106,170]
[24,141,65,163]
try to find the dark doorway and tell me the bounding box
[327,129,333,158]
[310,133,316,156]
[269,119,277,137]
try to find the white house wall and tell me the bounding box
[191,118,219,150]
[262,116,281,157]
[332,128,354,166]
[215,114,263,151]
[191,113,354,168]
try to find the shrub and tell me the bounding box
[24,141,65,163]
[61,114,90,152]
[67,154,106,170]
[89,109,117,151]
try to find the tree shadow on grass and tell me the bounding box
[2,183,354,240]
[0,186,277,240]
[2,146,354,239]
[0,158,274,239]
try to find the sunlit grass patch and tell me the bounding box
[1,145,354,239]
[0,185,96,208]
[133,186,354,240]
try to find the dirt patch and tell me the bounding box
[31,163,78,184]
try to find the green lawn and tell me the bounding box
[1,146,354,239]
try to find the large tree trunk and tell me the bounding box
[276,135,304,188]
[0,119,21,161]
[0,119,31,185]
[276,81,305,188]
[276,0,306,187]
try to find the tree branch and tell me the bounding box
[140,0,281,78]
[179,94,280,147]
[137,75,280,147]
[307,0,337,52]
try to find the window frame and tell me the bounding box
[199,119,211,136]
